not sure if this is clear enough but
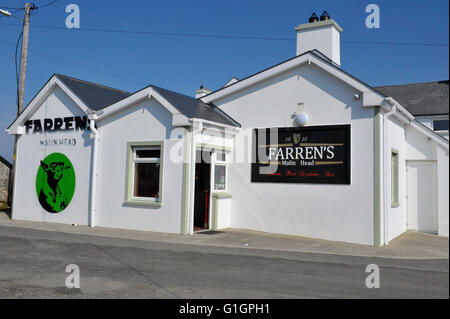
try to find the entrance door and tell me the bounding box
[406,161,438,233]
[194,150,211,231]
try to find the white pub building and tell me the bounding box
[7,14,449,246]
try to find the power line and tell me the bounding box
[15,31,23,108]
[342,40,449,47]
[0,6,24,10]
[0,38,146,86]
[0,22,295,41]
[0,22,448,47]
[36,0,59,9]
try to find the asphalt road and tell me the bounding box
[0,225,448,299]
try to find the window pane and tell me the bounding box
[433,120,449,131]
[391,152,399,205]
[214,165,226,190]
[134,163,160,198]
[135,149,160,158]
[216,151,226,162]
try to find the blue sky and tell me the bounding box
[0,0,448,162]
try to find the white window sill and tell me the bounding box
[124,199,162,207]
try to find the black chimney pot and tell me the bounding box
[320,10,330,21]
[309,13,319,23]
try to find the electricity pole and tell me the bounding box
[18,3,33,113]
[9,3,34,207]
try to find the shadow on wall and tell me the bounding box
[0,155,12,213]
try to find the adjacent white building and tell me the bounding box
[377,81,449,139]
[7,16,449,246]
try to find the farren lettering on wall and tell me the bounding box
[25,116,88,133]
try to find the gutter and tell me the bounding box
[88,113,99,227]
[188,118,241,131]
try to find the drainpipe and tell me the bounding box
[375,111,383,247]
[381,97,397,245]
[89,114,99,227]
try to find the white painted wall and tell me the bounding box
[213,64,375,245]
[406,161,438,233]
[405,125,449,237]
[406,126,437,160]
[216,198,231,229]
[95,97,185,234]
[385,117,407,242]
[12,87,92,225]
[437,145,449,237]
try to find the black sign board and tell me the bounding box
[252,125,351,184]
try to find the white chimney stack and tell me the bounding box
[294,12,343,66]
[195,85,211,99]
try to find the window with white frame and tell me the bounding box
[132,146,161,201]
[213,150,227,191]
[432,119,449,132]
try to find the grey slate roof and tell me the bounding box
[151,85,240,127]
[376,81,449,116]
[55,74,239,127]
[56,74,133,111]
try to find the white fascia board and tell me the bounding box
[201,54,310,103]
[224,77,239,87]
[189,118,240,131]
[97,88,151,120]
[54,78,91,114]
[149,87,186,118]
[309,57,384,95]
[172,113,190,126]
[362,91,385,107]
[410,120,449,149]
[96,87,189,126]
[7,76,90,135]
[7,125,25,135]
[202,52,385,104]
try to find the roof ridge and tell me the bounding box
[151,84,195,99]
[376,80,449,88]
[202,49,386,102]
[149,85,239,127]
[55,73,132,95]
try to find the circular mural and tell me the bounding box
[35,152,76,213]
